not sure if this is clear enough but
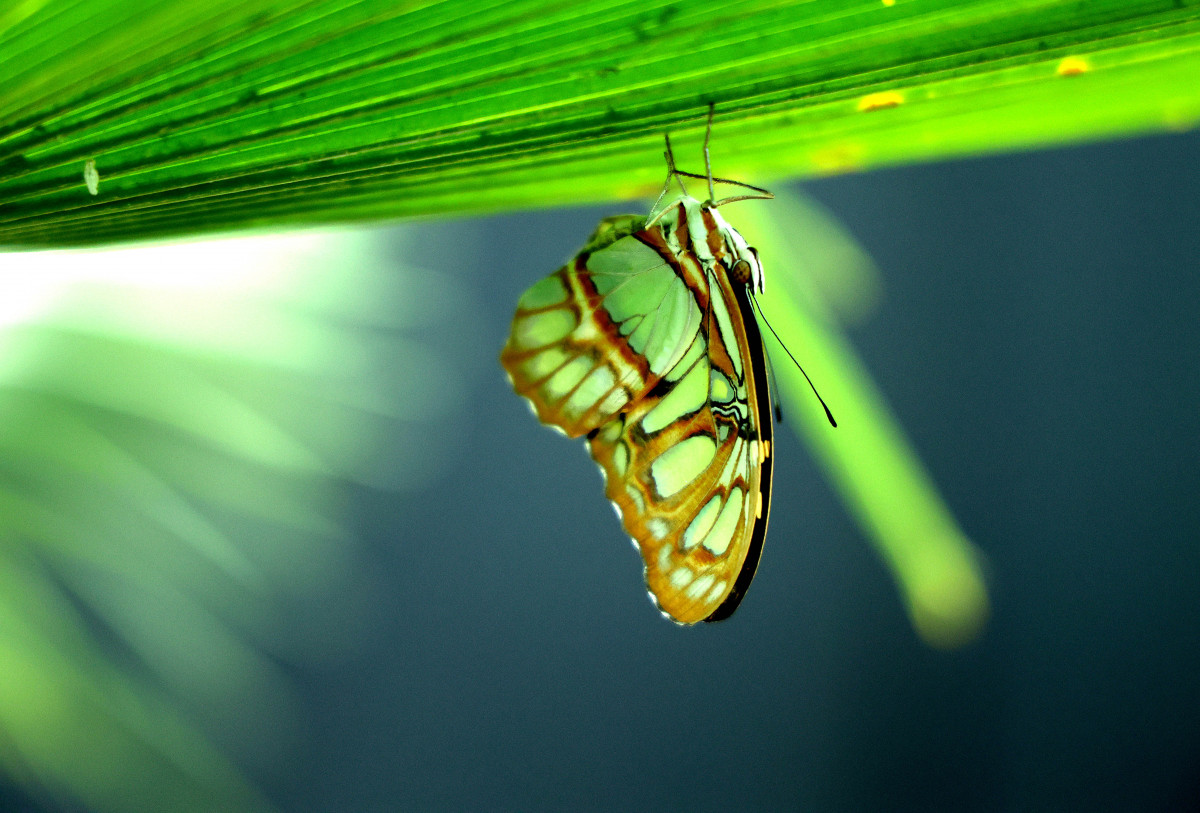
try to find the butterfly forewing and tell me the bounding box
[501,197,772,624]
[501,215,703,439]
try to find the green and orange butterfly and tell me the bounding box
[501,111,831,624]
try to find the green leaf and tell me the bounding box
[2,0,1197,246]
[0,230,469,811]
[737,193,988,648]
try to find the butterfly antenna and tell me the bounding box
[751,295,837,428]
[672,168,773,198]
[703,102,717,204]
[648,134,688,226]
[763,347,785,424]
[697,104,773,207]
[665,134,689,197]
[650,137,673,214]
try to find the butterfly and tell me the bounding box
[500,111,786,624]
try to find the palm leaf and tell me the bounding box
[1,0,1197,245]
[737,192,989,648]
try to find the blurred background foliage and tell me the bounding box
[0,0,1198,810]
[739,197,989,648]
[0,232,470,811]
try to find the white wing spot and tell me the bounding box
[650,435,716,498]
[612,442,629,477]
[657,543,672,573]
[683,494,722,550]
[564,366,616,418]
[670,567,693,590]
[702,488,745,556]
[647,518,669,540]
[686,573,715,600]
[625,484,645,513]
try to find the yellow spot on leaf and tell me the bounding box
[811,142,865,174]
[857,90,904,112]
[881,0,895,6]
[1056,56,1090,77]
[1163,101,1198,133]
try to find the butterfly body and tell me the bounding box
[501,194,773,624]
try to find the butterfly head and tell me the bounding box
[706,202,766,296]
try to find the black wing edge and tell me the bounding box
[704,282,774,623]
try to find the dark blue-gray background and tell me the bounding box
[278,130,1200,811]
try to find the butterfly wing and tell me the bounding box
[501,200,772,624]
[586,208,772,624]
[500,214,704,439]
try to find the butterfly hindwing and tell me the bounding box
[586,200,772,623]
[501,197,773,624]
